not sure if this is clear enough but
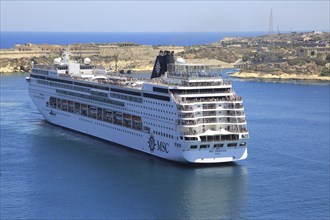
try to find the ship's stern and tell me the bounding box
[181,144,248,163]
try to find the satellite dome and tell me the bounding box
[54,57,62,64]
[84,58,91,65]
[176,57,185,64]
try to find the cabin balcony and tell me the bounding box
[178,81,231,87]
[173,95,242,104]
[180,123,248,136]
[177,118,247,127]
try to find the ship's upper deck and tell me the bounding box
[31,62,230,89]
[30,49,232,92]
[167,63,218,79]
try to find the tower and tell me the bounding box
[268,9,274,35]
[268,9,275,60]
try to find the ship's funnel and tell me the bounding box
[150,50,175,79]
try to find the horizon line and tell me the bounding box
[1,30,326,33]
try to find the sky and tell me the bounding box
[0,0,329,32]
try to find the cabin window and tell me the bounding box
[185,137,198,141]
[214,144,224,148]
[200,144,210,149]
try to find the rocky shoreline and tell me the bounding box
[231,71,330,81]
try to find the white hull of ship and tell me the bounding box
[29,90,248,164]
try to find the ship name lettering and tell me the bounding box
[156,141,169,153]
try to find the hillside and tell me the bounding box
[1,31,329,80]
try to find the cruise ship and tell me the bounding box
[27,50,249,163]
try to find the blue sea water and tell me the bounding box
[0,32,266,49]
[0,72,329,219]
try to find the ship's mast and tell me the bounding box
[62,46,71,64]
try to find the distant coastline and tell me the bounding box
[231,71,330,81]
[1,31,329,82]
[0,31,266,49]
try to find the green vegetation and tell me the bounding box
[320,68,330,76]
[313,58,327,66]
[325,54,330,61]
[287,58,307,66]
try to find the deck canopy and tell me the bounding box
[167,63,218,79]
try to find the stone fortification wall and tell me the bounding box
[0,50,52,59]
[0,43,186,73]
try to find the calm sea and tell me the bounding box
[0,32,266,49]
[0,72,329,219]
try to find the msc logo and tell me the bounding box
[148,135,156,153]
[147,135,169,154]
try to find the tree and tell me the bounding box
[313,58,327,66]
[320,67,330,76]
[326,54,330,61]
